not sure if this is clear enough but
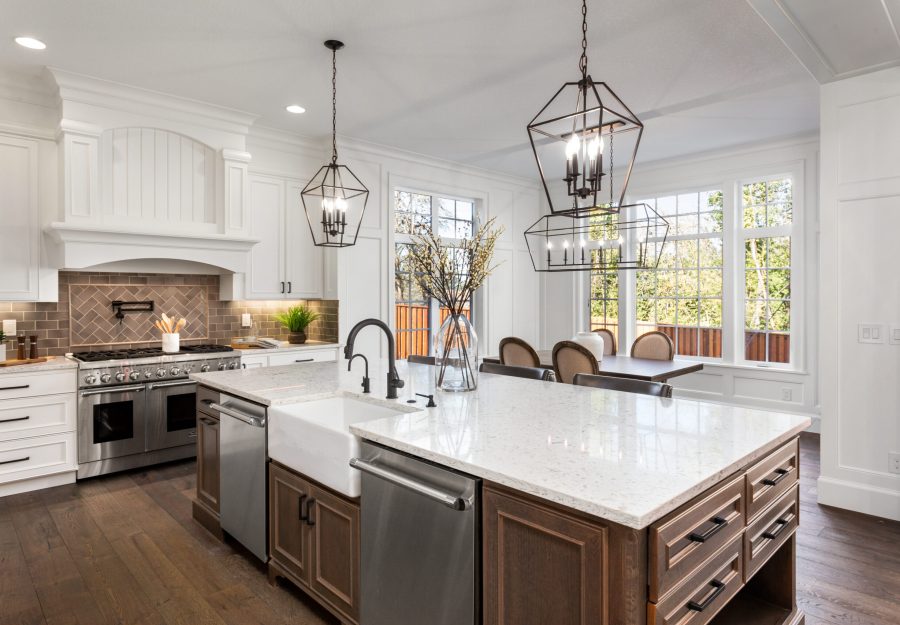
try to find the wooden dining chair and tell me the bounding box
[631,331,675,361]
[407,354,436,365]
[592,328,617,355]
[572,373,673,398]
[479,362,555,382]
[499,337,541,368]
[551,340,600,384]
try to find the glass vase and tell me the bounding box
[433,313,479,392]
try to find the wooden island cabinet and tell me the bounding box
[483,437,802,625]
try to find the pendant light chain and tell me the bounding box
[331,46,338,164]
[579,0,588,79]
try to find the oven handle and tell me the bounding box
[148,381,197,390]
[209,402,266,428]
[80,385,146,397]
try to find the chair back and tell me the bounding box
[572,373,673,398]
[479,362,554,382]
[552,340,600,384]
[592,328,617,355]
[499,337,541,367]
[631,331,675,361]
[407,354,436,365]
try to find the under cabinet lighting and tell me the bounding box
[15,36,46,50]
[285,104,306,114]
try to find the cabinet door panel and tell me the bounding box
[196,414,220,512]
[484,485,608,625]
[247,175,286,299]
[0,135,38,300]
[308,484,360,622]
[270,463,312,585]
[285,180,323,298]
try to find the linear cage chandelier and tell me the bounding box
[527,0,643,217]
[524,203,669,272]
[302,40,369,248]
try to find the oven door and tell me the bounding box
[146,380,198,451]
[78,384,148,463]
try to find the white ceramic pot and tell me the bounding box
[0,344,6,362]
[572,331,605,361]
[162,333,180,353]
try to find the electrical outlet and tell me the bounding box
[781,388,793,402]
[890,326,900,345]
[241,314,252,328]
[890,452,900,475]
[1,319,15,336]
[858,323,885,344]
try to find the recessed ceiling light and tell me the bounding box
[285,104,306,114]
[15,36,46,50]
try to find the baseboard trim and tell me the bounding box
[817,476,900,521]
[0,471,76,498]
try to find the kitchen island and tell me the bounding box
[191,360,810,625]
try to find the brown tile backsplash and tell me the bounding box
[0,271,339,358]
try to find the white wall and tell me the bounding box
[818,67,900,521]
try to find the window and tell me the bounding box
[393,190,475,359]
[633,190,724,358]
[741,177,793,364]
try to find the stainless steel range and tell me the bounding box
[74,345,240,478]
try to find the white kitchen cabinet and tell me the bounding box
[0,134,40,301]
[239,347,339,369]
[246,174,323,300]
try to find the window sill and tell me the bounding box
[677,359,809,376]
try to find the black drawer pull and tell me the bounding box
[287,281,292,293]
[0,456,30,466]
[689,516,728,543]
[299,494,308,521]
[0,385,30,392]
[0,415,30,424]
[306,498,316,526]
[762,517,790,540]
[295,358,314,363]
[762,467,790,486]
[688,579,726,612]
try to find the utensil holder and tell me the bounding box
[162,333,180,353]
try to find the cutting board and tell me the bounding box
[0,357,49,367]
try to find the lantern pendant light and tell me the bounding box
[302,40,369,248]
[527,0,644,217]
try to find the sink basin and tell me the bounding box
[268,394,422,497]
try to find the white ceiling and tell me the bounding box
[0,0,820,175]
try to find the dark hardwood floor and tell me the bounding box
[0,433,896,625]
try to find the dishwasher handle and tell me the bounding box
[209,402,266,428]
[350,457,471,511]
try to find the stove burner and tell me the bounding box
[72,344,232,362]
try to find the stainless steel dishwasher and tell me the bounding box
[351,441,480,625]
[207,393,268,562]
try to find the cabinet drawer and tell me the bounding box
[197,385,220,419]
[268,349,336,367]
[0,394,76,442]
[744,484,799,581]
[649,475,744,602]
[745,439,798,521]
[0,370,76,401]
[0,432,76,484]
[648,535,743,625]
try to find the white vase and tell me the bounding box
[162,333,180,353]
[0,344,6,362]
[572,331,604,361]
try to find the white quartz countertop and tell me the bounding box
[191,361,811,528]
[232,341,342,355]
[0,355,79,373]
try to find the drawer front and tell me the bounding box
[268,349,337,367]
[0,394,76,442]
[0,432,76,484]
[649,475,744,602]
[746,439,799,521]
[648,535,743,625]
[0,370,76,401]
[197,385,220,419]
[744,484,799,581]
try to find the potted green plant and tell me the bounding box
[275,305,320,344]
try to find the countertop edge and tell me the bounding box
[0,357,79,373]
[351,417,812,530]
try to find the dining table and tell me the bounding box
[482,351,703,383]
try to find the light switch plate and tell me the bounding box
[890,326,900,345]
[858,323,885,344]
[241,314,252,328]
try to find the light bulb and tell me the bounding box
[322,197,333,211]
[336,197,348,212]
[587,136,602,160]
[580,239,586,247]
[563,240,569,248]
[547,241,552,249]
[617,236,624,245]
[565,134,580,159]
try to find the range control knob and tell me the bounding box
[115,372,126,382]
[156,368,167,378]
[83,375,97,385]
[182,366,192,374]
[170,367,181,376]
[217,363,226,371]
[100,373,111,383]
[129,371,140,381]
[144,370,153,379]
[200,364,211,373]
[228,362,238,370]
